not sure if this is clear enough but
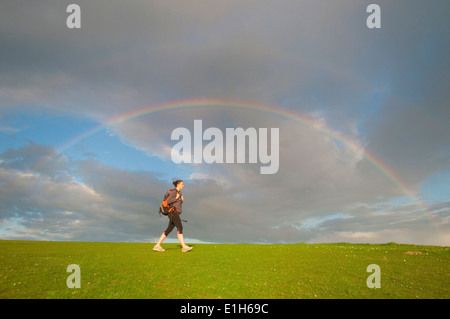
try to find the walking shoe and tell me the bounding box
[182,245,192,252]
[153,245,165,252]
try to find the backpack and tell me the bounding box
[159,189,175,216]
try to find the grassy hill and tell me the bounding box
[0,240,448,299]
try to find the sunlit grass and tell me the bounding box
[0,240,448,299]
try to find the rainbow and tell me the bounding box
[32,98,415,196]
[30,98,441,233]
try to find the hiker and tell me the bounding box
[153,180,192,252]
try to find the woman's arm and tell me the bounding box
[166,190,179,205]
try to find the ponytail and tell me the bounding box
[173,179,183,188]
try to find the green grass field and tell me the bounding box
[0,240,448,299]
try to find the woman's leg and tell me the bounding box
[153,214,175,251]
[171,213,192,252]
[155,232,166,246]
[153,232,167,251]
[177,232,192,252]
[177,231,186,246]
[163,215,176,237]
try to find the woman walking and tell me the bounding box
[153,180,192,252]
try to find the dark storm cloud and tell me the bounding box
[1,1,449,244]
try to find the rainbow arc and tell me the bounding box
[28,98,441,236]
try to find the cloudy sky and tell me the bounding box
[1,0,449,245]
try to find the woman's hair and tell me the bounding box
[173,179,183,188]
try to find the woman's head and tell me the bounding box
[173,179,184,190]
